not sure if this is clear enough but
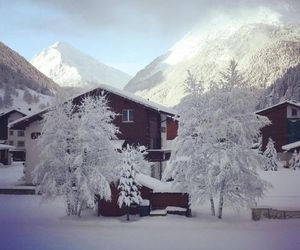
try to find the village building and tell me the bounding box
[10,84,179,184]
[257,100,300,165]
[0,144,15,165]
[0,109,27,161]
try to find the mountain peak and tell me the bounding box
[31,42,131,89]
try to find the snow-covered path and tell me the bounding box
[0,195,300,250]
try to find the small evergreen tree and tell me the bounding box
[3,86,13,107]
[289,150,300,170]
[264,138,280,171]
[23,89,33,104]
[118,145,149,221]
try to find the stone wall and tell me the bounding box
[252,207,300,221]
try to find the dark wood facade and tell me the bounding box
[0,110,26,141]
[72,87,177,161]
[98,183,189,217]
[258,104,288,152]
[257,102,300,152]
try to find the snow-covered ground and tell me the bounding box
[0,162,24,186]
[0,167,300,250]
[258,169,300,209]
[0,195,300,250]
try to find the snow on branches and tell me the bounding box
[117,144,150,221]
[166,60,270,219]
[263,138,280,171]
[289,150,300,170]
[34,92,119,216]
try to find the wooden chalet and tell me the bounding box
[257,100,300,163]
[10,84,179,184]
[0,109,27,161]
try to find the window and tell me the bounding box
[122,109,134,122]
[9,130,14,136]
[292,108,298,117]
[17,141,25,147]
[9,141,14,146]
[17,130,25,137]
[31,132,41,140]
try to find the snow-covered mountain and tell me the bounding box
[125,7,300,107]
[0,41,59,112]
[31,42,131,89]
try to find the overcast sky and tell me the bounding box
[0,0,299,75]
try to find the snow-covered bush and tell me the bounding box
[166,60,270,219]
[289,150,300,170]
[263,138,280,171]
[117,144,150,221]
[34,92,119,216]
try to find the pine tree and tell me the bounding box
[289,150,300,170]
[117,145,149,221]
[23,89,33,104]
[3,86,13,107]
[264,138,280,171]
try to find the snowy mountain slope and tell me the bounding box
[0,41,58,112]
[0,88,52,114]
[0,41,59,95]
[31,42,131,89]
[125,7,300,107]
[258,63,300,108]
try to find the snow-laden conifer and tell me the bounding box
[289,150,300,170]
[263,138,280,171]
[117,144,150,221]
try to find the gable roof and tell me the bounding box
[282,140,300,151]
[0,109,27,118]
[10,84,178,130]
[256,100,300,114]
[90,84,177,116]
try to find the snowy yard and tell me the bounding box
[0,195,300,250]
[0,168,300,250]
[0,162,24,187]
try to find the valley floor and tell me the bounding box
[0,166,300,250]
[0,195,300,250]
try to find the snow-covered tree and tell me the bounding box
[166,60,270,219]
[3,86,13,107]
[23,89,33,104]
[117,144,150,221]
[34,92,120,216]
[289,150,300,170]
[72,94,120,215]
[264,138,280,171]
[33,95,79,215]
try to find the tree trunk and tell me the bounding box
[78,201,84,217]
[217,179,226,219]
[210,195,215,216]
[126,206,130,221]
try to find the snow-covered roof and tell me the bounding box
[282,141,300,151]
[256,100,300,114]
[93,84,178,116]
[135,173,183,193]
[0,144,15,150]
[10,84,177,129]
[111,140,125,149]
[9,107,48,129]
[0,108,27,118]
